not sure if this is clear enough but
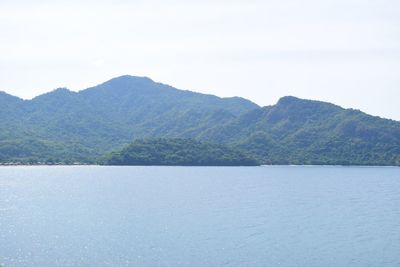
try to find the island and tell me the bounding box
[1,75,399,166]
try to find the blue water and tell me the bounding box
[0,166,399,267]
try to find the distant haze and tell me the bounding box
[1,0,399,120]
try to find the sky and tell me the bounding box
[1,0,399,120]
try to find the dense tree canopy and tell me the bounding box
[100,139,260,166]
[0,76,399,166]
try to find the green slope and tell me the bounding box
[100,138,259,166]
[0,76,258,163]
[201,96,400,165]
[0,77,399,165]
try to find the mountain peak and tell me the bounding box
[104,75,154,84]
[276,96,341,110]
[277,96,301,105]
[31,87,75,102]
[0,90,23,102]
[52,87,72,93]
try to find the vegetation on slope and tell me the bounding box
[100,139,260,166]
[201,96,400,166]
[0,77,399,166]
[0,76,257,163]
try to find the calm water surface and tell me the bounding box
[0,166,399,266]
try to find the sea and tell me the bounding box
[0,166,399,266]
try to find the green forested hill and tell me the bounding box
[0,76,258,163]
[101,139,259,166]
[0,76,399,165]
[200,96,400,165]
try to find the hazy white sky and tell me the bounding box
[1,0,399,120]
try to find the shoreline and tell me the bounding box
[0,164,398,168]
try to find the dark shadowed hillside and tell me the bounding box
[100,138,259,166]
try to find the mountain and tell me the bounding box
[0,76,399,165]
[0,75,258,163]
[100,138,259,166]
[200,96,400,165]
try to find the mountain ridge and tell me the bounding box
[1,76,398,122]
[0,75,399,165]
[0,76,259,163]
